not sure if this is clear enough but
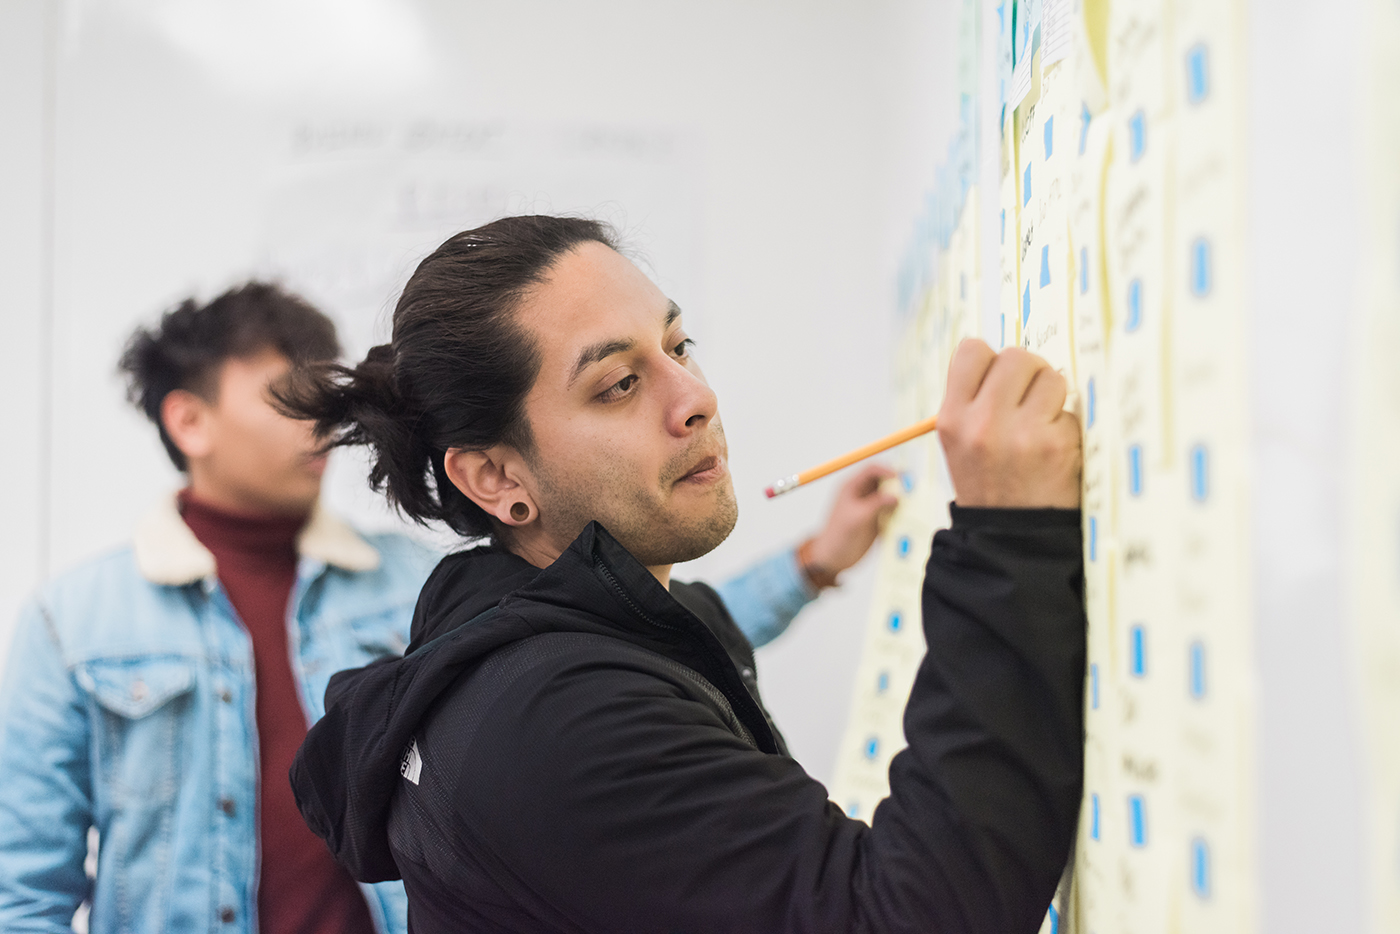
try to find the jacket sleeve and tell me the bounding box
[441,506,1086,934]
[0,600,94,933]
[871,504,1086,931]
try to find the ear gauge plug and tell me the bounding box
[509,502,531,522]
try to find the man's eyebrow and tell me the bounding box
[569,338,635,386]
[568,302,684,387]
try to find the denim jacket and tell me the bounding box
[0,495,816,934]
[0,495,438,934]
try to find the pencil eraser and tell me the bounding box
[764,486,776,499]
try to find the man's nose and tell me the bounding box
[663,361,718,437]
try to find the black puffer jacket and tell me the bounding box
[291,507,1086,934]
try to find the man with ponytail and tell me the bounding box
[284,215,1087,933]
[0,279,891,934]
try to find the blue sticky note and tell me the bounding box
[1128,443,1143,496]
[1191,837,1211,898]
[1190,443,1209,502]
[1048,905,1059,934]
[847,802,860,818]
[1001,208,1006,244]
[1087,377,1097,428]
[1128,794,1147,847]
[900,472,915,493]
[1024,163,1032,205]
[888,611,903,633]
[1079,246,1089,294]
[1079,102,1092,154]
[1129,110,1146,162]
[1023,283,1031,327]
[876,671,890,693]
[1191,237,1212,297]
[1189,641,1206,699]
[1091,792,1101,840]
[1186,43,1210,105]
[1044,115,1054,159]
[1091,662,1100,709]
[1089,515,1098,561]
[1126,278,1143,331]
[897,535,911,558]
[1040,244,1051,287]
[1130,623,1147,677]
[864,737,879,760]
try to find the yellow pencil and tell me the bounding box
[764,415,939,498]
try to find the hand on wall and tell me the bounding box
[801,463,900,586]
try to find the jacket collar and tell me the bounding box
[133,492,381,586]
[289,520,779,881]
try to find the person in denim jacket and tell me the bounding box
[0,282,893,933]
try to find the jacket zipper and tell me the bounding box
[592,555,770,750]
[592,557,682,633]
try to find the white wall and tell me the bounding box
[6,5,1383,927]
[1248,0,1367,928]
[0,0,965,783]
[0,0,50,658]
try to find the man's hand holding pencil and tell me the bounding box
[763,338,1080,511]
[936,339,1082,510]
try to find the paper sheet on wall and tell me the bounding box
[1002,103,1023,349]
[1042,0,1074,68]
[1168,3,1256,931]
[1009,0,1042,110]
[1018,56,1075,382]
[828,194,976,817]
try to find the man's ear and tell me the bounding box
[443,448,538,527]
[160,389,214,463]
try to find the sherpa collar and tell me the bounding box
[133,492,381,586]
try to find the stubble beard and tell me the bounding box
[532,427,740,568]
[631,478,738,566]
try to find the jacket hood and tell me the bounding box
[404,544,542,650]
[290,521,778,883]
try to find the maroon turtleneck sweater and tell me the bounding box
[180,491,376,934]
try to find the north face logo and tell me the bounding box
[399,739,423,785]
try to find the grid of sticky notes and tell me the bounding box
[824,469,940,822]
[832,1,1258,932]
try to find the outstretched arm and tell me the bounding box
[714,464,899,647]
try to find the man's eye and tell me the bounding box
[599,374,639,401]
[672,338,695,359]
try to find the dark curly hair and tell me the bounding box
[119,281,340,470]
[274,215,618,538]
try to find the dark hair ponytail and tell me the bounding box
[277,215,618,537]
